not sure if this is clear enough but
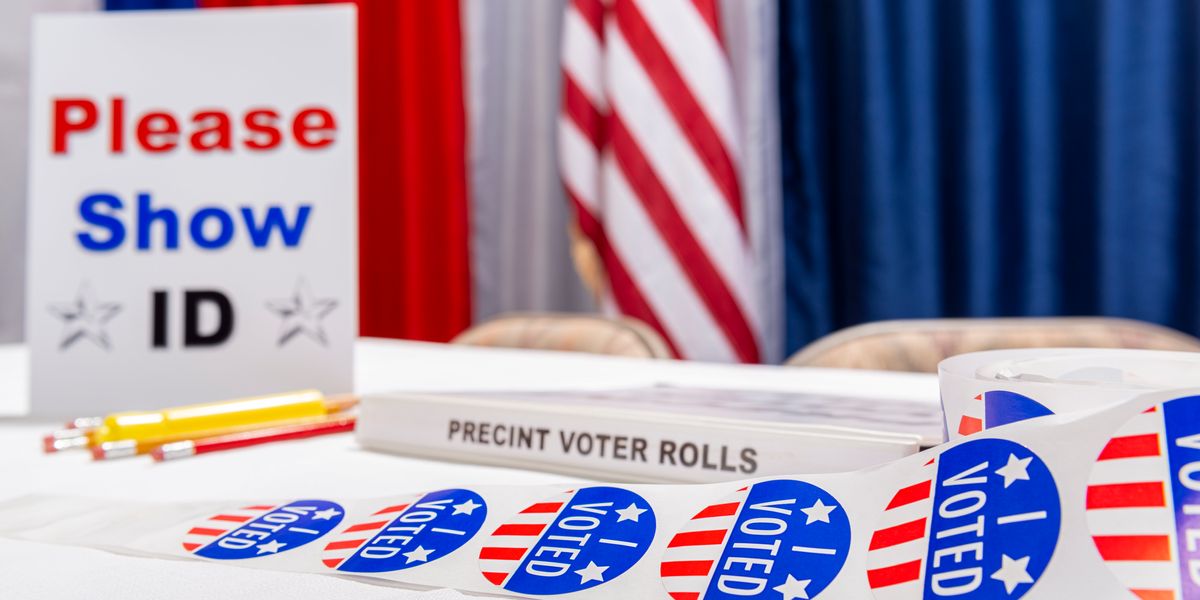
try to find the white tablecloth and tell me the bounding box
[0,339,938,599]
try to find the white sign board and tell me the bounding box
[26,7,356,417]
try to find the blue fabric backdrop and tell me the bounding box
[779,0,1200,354]
[105,0,195,8]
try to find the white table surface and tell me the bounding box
[0,338,938,599]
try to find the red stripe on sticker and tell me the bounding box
[693,502,740,519]
[1093,535,1173,561]
[372,504,410,516]
[482,572,509,586]
[479,547,528,561]
[324,539,366,551]
[670,593,701,600]
[493,523,547,536]
[181,542,201,552]
[210,514,252,523]
[868,560,923,589]
[668,529,728,548]
[322,558,343,569]
[242,505,275,510]
[521,502,564,514]
[660,560,714,577]
[1086,482,1167,509]
[187,527,226,536]
[957,415,983,436]
[1098,434,1161,461]
[869,518,927,551]
[886,481,932,510]
[344,520,391,533]
[1132,590,1176,600]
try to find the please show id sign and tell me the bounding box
[25,6,356,416]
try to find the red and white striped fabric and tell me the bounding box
[658,486,746,599]
[558,0,762,363]
[181,503,277,553]
[1086,405,1183,599]
[865,459,936,597]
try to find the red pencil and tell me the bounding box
[151,415,356,461]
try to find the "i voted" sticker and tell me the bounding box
[867,438,1061,599]
[182,499,344,560]
[322,488,487,573]
[1086,395,1200,599]
[953,391,1054,437]
[659,479,851,600]
[478,486,656,595]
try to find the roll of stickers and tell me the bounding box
[2,350,1200,599]
[939,348,1200,439]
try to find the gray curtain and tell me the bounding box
[0,0,99,343]
[464,0,595,322]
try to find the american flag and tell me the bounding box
[558,0,762,363]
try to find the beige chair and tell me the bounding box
[451,313,673,359]
[786,317,1200,373]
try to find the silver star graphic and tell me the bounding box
[452,499,482,516]
[990,554,1034,594]
[47,282,121,350]
[615,502,647,523]
[773,574,812,600]
[256,539,287,555]
[265,279,338,347]
[995,454,1033,488]
[311,508,341,521]
[574,561,608,584]
[800,498,837,525]
[402,545,434,564]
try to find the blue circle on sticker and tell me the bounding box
[184,499,344,560]
[984,391,1054,429]
[923,438,1060,599]
[324,489,487,573]
[478,486,656,595]
[661,479,851,600]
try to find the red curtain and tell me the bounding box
[355,0,472,342]
[200,0,474,342]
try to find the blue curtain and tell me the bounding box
[779,0,1200,354]
[105,0,196,9]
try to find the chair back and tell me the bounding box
[786,317,1200,372]
[451,313,673,359]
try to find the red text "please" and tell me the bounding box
[51,96,338,155]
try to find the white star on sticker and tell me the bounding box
[800,498,838,525]
[990,554,1034,594]
[773,574,812,600]
[575,561,608,584]
[256,540,287,555]
[615,502,648,523]
[402,545,434,564]
[48,282,122,350]
[266,279,339,346]
[311,508,342,521]
[995,454,1033,488]
[452,499,482,516]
